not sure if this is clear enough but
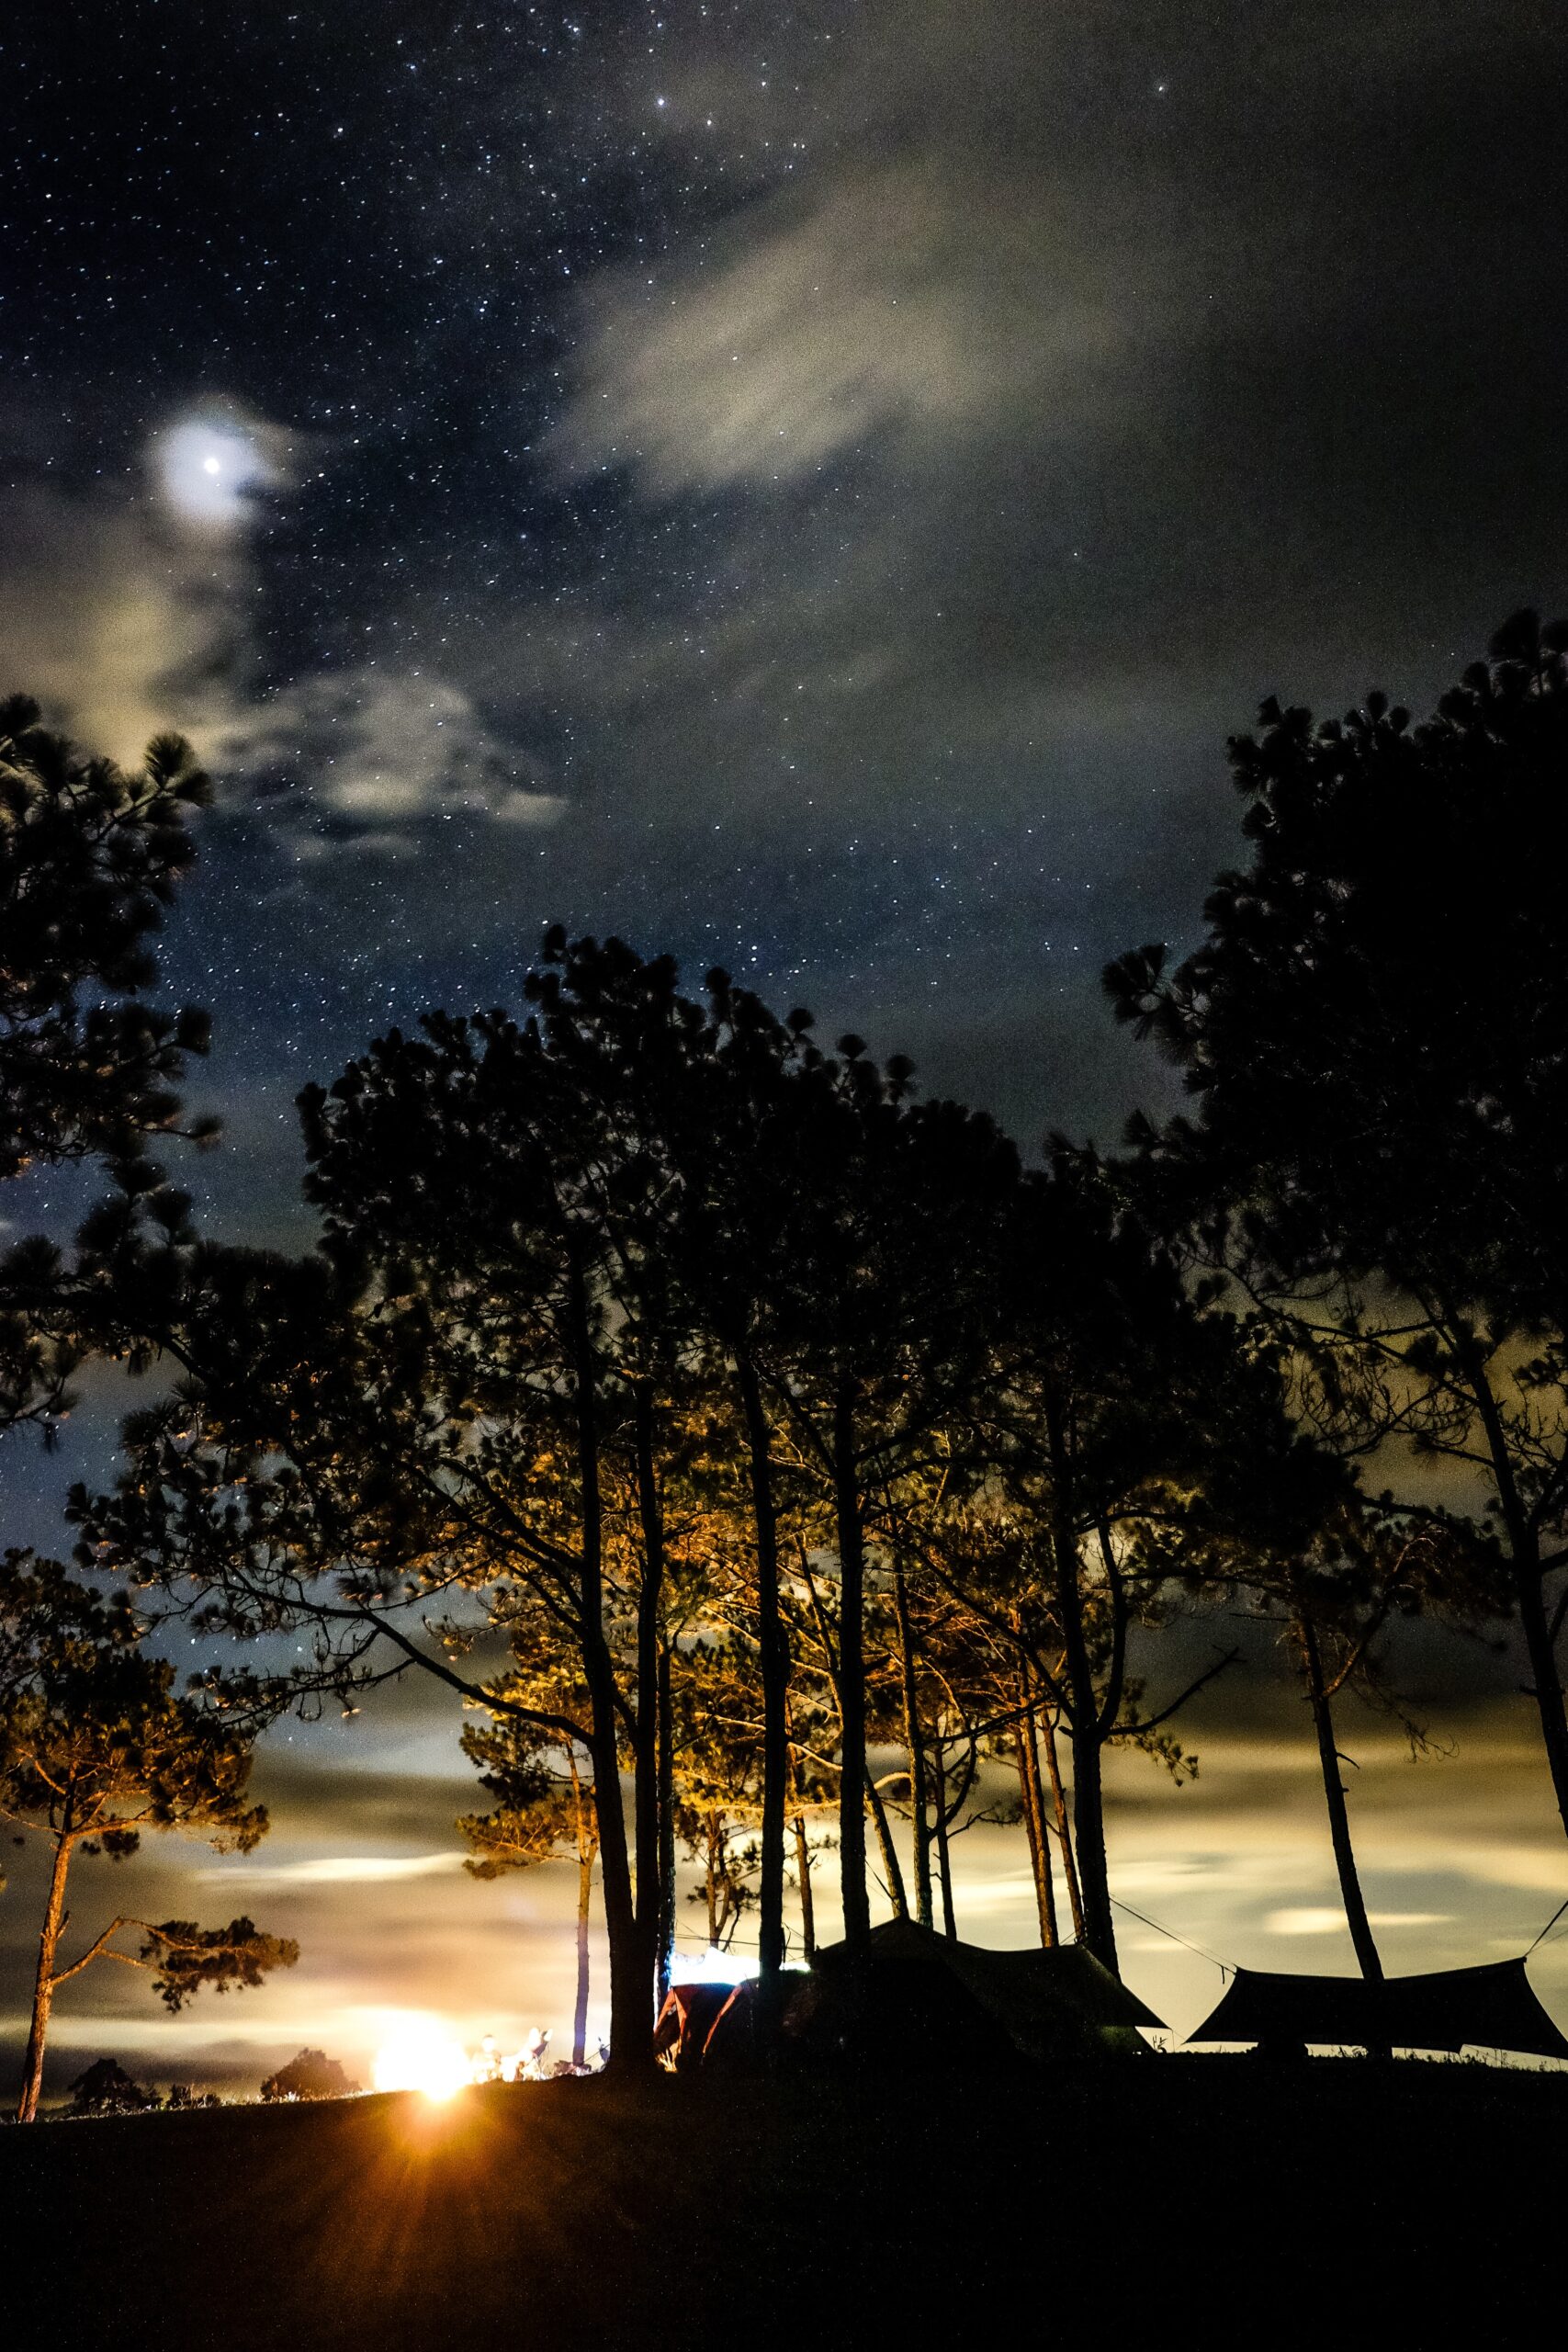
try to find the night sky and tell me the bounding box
[4,2,1568,2089]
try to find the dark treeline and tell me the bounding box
[3,616,1568,2083]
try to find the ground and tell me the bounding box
[2,2057,1561,2348]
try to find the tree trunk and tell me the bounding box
[831,1376,870,1948]
[793,1813,816,1958]
[1043,1394,1118,1971]
[705,1811,721,1947]
[1016,1669,1058,1948]
[1458,1335,1568,1845]
[566,1250,650,2073]
[569,1758,596,2071]
[1299,1616,1383,1986]
[931,1742,957,1940]
[1015,1729,1048,1939]
[1042,1708,1086,1942]
[893,1562,933,1928]
[738,1355,788,2038]
[656,1638,676,2008]
[18,1833,72,2123]
[632,1378,666,1947]
[1517,1560,1568,1842]
[1066,1716,1115,1972]
[866,1769,908,1919]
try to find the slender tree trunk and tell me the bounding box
[866,1770,908,1919]
[794,1813,816,1958]
[18,1833,72,2123]
[893,1562,933,1928]
[570,1759,596,2071]
[1043,1394,1118,1971]
[1042,1708,1086,1943]
[1015,1728,1048,1939]
[566,1251,649,2073]
[656,1638,676,2008]
[1066,1721,1114,1971]
[574,1844,594,2069]
[931,1742,957,1940]
[831,1376,870,1949]
[1458,1336,1568,1844]
[738,1355,788,2037]
[1299,1616,1383,1986]
[632,1379,666,1946]
[1016,1669,1058,1948]
[1517,1561,1568,1840]
[706,1812,720,1946]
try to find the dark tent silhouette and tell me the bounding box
[667,1918,1164,2071]
[1186,1959,1568,2062]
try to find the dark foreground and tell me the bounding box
[3,2056,1562,2350]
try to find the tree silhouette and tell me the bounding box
[261,2049,359,2101]
[1108,612,1568,1849]
[962,1157,1241,1968]
[0,1555,296,2121]
[0,697,215,1444]
[1171,1336,1485,2008]
[68,2055,152,2116]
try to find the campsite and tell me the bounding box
[7,1919,1566,2346]
[8,6,1568,2343]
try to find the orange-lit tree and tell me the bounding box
[0,1555,296,2121]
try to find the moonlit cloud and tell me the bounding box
[218,1851,470,1886]
[153,400,308,535]
[1268,1906,1455,1937]
[556,164,1131,495]
[215,670,564,853]
[0,484,243,762]
[158,418,280,526]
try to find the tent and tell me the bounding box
[670,1917,1165,2071]
[654,1980,739,2073]
[1185,1958,1568,2063]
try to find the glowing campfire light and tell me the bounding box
[674,1946,758,1986]
[371,2018,472,2102]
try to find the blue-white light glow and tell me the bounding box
[158,420,276,526]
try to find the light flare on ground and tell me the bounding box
[371,2018,473,2102]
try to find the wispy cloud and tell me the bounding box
[1269,1906,1454,1937]
[554,163,1128,495]
[216,1851,470,1887]
[1,405,562,858]
[215,671,563,855]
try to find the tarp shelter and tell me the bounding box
[1186,1959,1568,2062]
[678,1917,1165,2071]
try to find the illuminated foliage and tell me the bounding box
[0,1555,295,2120]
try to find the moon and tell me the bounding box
[158,417,277,526]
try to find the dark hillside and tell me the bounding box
[3,2059,1561,2350]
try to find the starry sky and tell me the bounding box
[4,2,1568,2091]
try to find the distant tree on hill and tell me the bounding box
[0,1555,297,2122]
[163,2081,220,2109]
[68,2056,152,2116]
[261,2049,359,2101]
[1108,611,1568,1850]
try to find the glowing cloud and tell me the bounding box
[156,413,286,528]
